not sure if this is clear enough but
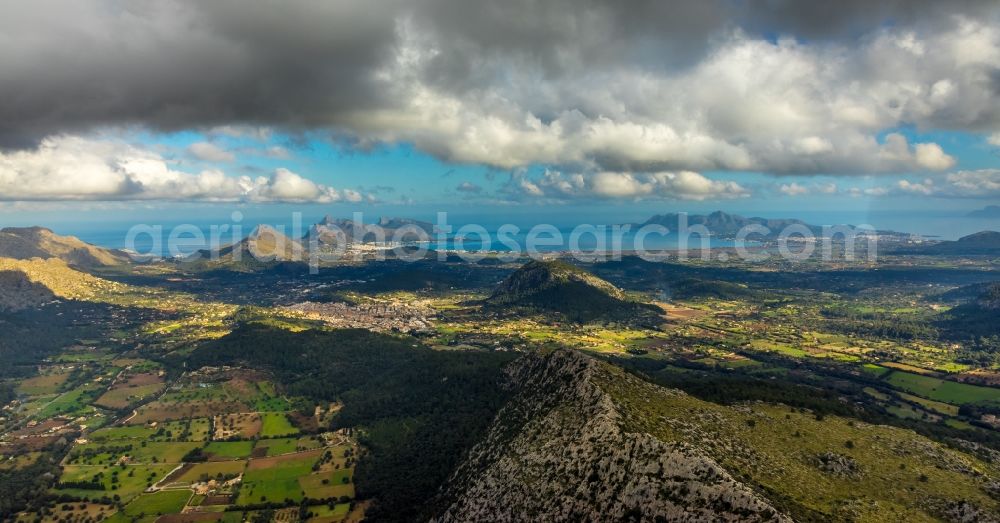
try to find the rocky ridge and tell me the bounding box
[432,349,789,522]
[0,226,131,267]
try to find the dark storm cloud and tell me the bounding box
[0,0,402,146]
[1,0,993,148]
[0,0,997,187]
[741,0,997,39]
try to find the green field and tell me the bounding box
[36,384,101,419]
[174,461,247,483]
[72,441,200,464]
[237,451,322,505]
[156,418,212,441]
[748,339,809,358]
[90,419,210,443]
[299,469,354,499]
[896,391,961,416]
[884,370,1000,405]
[260,412,299,437]
[55,350,112,363]
[859,363,891,377]
[238,477,304,505]
[258,436,321,457]
[259,438,298,456]
[119,490,191,518]
[305,502,351,521]
[254,382,292,411]
[54,464,175,503]
[204,441,255,460]
[89,424,157,442]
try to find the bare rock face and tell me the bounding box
[943,501,1000,523]
[813,452,862,479]
[432,350,789,522]
[0,269,56,311]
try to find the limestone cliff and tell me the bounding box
[432,350,789,522]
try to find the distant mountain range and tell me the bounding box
[307,215,437,244]
[186,224,306,271]
[895,230,1000,256]
[968,205,1000,218]
[1,214,996,276]
[636,211,905,239]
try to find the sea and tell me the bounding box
[5,209,997,258]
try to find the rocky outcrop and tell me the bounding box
[0,269,56,311]
[812,452,862,479]
[432,350,789,522]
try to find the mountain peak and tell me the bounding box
[1,226,54,236]
[434,349,790,521]
[0,226,130,267]
[958,230,1000,243]
[245,225,303,259]
[968,205,1000,218]
[487,260,660,324]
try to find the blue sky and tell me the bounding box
[142,125,999,205]
[126,126,1000,216]
[2,126,997,238]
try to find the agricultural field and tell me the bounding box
[53,463,176,502]
[883,370,1000,405]
[16,370,72,396]
[111,489,191,521]
[204,441,255,461]
[304,502,352,523]
[34,384,104,420]
[93,372,165,410]
[213,412,262,440]
[238,449,329,505]
[13,502,114,523]
[0,296,360,522]
[170,460,246,485]
[257,436,323,457]
[260,412,299,438]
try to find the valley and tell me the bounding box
[1,225,1000,522]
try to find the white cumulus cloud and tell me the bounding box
[346,18,985,176]
[0,135,358,203]
[779,183,810,196]
[851,170,1000,199]
[504,170,749,202]
[456,181,482,193]
[187,141,236,162]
